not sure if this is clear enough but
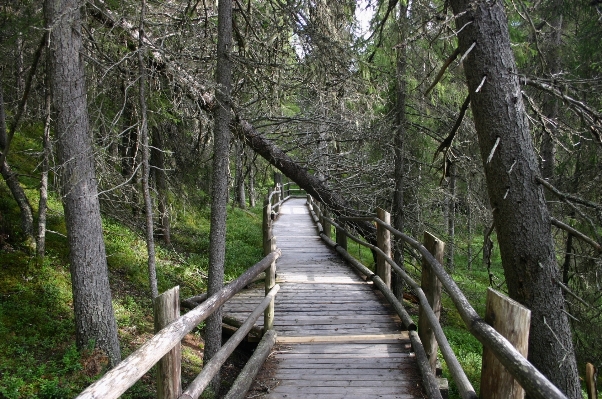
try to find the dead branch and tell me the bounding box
[433,95,470,161]
[425,47,460,95]
[551,218,601,253]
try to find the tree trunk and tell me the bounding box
[138,0,158,299]
[37,75,52,260]
[203,0,233,393]
[392,0,408,301]
[46,0,121,366]
[448,1,580,396]
[248,158,256,207]
[234,118,377,242]
[0,88,35,249]
[540,0,563,184]
[447,161,456,272]
[235,139,246,208]
[152,126,171,245]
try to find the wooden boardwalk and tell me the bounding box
[223,198,425,399]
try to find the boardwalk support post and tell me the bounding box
[419,231,444,373]
[263,192,273,257]
[154,286,182,399]
[376,208,391,288]
[480,288,530,399]
[264,237,277,332]
[336,223,347,251]
[322,208,331,239]
[273,173,282,214]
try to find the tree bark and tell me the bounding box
[152,126,171,244]
[447,161,456,272]
[540,0,563,184]
[203,0,233,393]
[392,0,408,301]
[235,117,377,242]
[138,0,158,299]
[235,139,246,208]
[0,88,35,249]
[37,74,52,260]
[46,0,121,366]
[448,1,580,396]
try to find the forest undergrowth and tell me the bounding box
[0,158,263,398]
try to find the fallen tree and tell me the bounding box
[90,0,377,242]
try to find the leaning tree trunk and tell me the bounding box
[235,118,377,242]
[46,0,121,366]
[449,1,580,396]
[90,2,377,241]
[0,89,35,249]
[204,0,233,393]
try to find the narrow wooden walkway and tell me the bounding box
[223,198,425,399]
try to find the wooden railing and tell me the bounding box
[75,185,289,399]
[306,195,569,399]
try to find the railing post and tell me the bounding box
[418,231,444,373]
[322,208,331,239]
[336,223,347,251]
[154,286,182,399]
[273,183,281,215]
[480,288,530,399]
[263,193,273,257]
[376,208,391,288]
[264,238,277,332]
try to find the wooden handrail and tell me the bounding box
[326,216,476,399]
[76,250,281,399]
[308,195,569,399]
[371,217,567,399]
[179,284,281,399]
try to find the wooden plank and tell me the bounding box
[263,394,420,399]
[271,378,421,386]
[242,198,423,399]
[268,385,421,395]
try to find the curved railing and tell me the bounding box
[306,194,568,399]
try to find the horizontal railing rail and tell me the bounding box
[76,249,281,399]
[306,195,568,399]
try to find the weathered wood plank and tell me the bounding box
[238,198,423,399]
[275,333,408,343]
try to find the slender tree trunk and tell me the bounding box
[447,161,456,272]
[0,89,35,249]
[138,0,158,299]
[540,0,563,184]
[449,1,580,396]
[37,73,52,260]
[152,127,171,245]
[0,89,6,148]
[248,159,256,207]
[46,0,121,366]
[392,0,408,301]
[204,0,233,393]
[235,139,246,208]
[466,181,473,270]
[15,32,24,97]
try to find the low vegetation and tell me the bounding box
[0,177,263,398]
